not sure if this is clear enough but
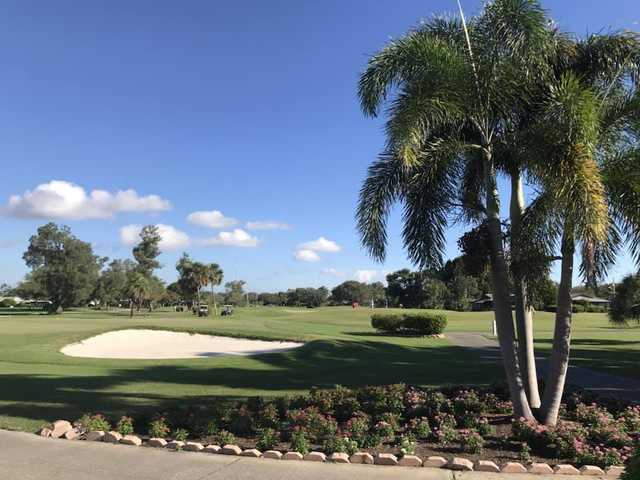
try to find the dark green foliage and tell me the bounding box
[289,428,310,454]
[23,223,104,310]
[77,413,111,432]
[609,274,640,324]
[370,313,447,335]
[256,428,279,451]
[132,225,161,276]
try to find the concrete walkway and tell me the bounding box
[0,430,577,480]
[446,332,640,402]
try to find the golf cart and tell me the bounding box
[221,304,234,316]
[197,304,209,317]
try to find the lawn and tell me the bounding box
[0,306,636,432]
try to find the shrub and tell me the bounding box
[622,448,640,480]
[373,421,395,442]
[362,432,383,448]
[256,404,280,430]
[620,406,640,433]
[77,413,111,432]
[371,314,403,333]
[344,413,370,445]
[407,417,431,440]
[575,403,614,427]
[289,427,310,455]
[323,434,358,455]
[148,416,170,438]
[216,429,236,445]
[227,405,254,435]
[402,313,447,335]
[459,429,484,454]
[370,313,447,336]
[422,390,450,417]
[433,424,458,446]
[172,428,189,441]
[358,384,405,416]
[519,443,532,463]
[256,428,280,451]
[116,416,134,436]
[397,434,416,456]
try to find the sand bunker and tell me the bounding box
[60,329,303,359]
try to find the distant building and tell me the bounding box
[471,293,611,312]
[571,294,610,309]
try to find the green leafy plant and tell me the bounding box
[256,428,279,451]
[172,428,189,441]
[398,434,416,456]
[519,443,532,463]
[289,427,310,455]
[216,429,236,445]
[77,413,111,432]
[323,434,358,455]
[148,416,170,438]
[459,429,484,454]
[116,416,134,436]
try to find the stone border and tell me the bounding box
[37,422,626,477]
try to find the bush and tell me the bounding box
[116,416,134,436]
[256,428,279,451]
[407,417,431,440]
[371,314,403,333]
[148,416,170,438]
[370,313,447,336]
[397,434,416,456]
[172,428,189,441]
[289,427,310,454]
[402,313,447,335]
[323,434,358,455]
[216,430,236,445]
[77,413,111,432]
[623,448,640,480]
[459,429,484,454]
[344,413,369,445]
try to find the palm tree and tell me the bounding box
[207,263,224,316]
[127,272,150,318]
[357,0,555,420]
[192,262,209,312]
[518,33,640,425]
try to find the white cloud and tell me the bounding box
[5,180,170,220]
[199,228,259,248]
[354,269,378,283]
[299,237,341,253]
[120,224,190,251]
[245,220,291,231]
[187,210,238,229]
[294,249,320,262]
[321,267,345,277]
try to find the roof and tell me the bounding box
[571,294,610,304]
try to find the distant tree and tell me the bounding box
[369,282,386,307]
[224,280,246,306]
[0,283,12,296]
[385,269,426,308]
[12,274,45,300]
[23,223,103,311]
[331,280,370,305]
[176,253,198,308]
[609,275,640,324]
[206,263,224,315]
[93,259,136,308]
[133,225,161,276]
[126,272,150,317]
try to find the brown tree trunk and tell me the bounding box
[129,299,134,318]
[540,229,575,426]
[510,173,541,408]
[211,284,218,316]
[485,158,534,420]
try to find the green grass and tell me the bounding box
[0,306,636,432]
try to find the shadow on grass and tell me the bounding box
[0,340,501,426]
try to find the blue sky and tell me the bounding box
[1,0,639,292]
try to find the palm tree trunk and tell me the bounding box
[485,159,534,420]
[540,229,575,426]
[129,299,134,318]
[211,284,218,316]
[510,173,541,408]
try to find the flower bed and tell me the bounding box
[62,384,637,469]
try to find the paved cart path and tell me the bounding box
[446,332,640,402]
[0,429,580,480]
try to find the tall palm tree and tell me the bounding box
[127,272,150,318]
[192,262,209,312]
[357,0,554,420]
[207,263,224,316]
[518,33,640,425]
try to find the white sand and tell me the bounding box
[60,329,303,359]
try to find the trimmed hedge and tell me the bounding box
[371,313,447,336]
